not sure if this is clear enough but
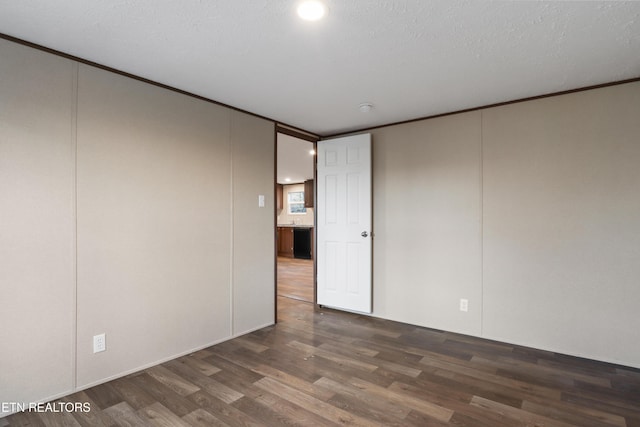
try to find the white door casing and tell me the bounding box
[317,133,372,313]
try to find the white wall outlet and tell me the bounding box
[459,299,469,312]
[93,333,106,353]
[258,194,265,207]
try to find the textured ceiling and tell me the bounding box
[1,1,639,136]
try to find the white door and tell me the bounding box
[317,133,372,313]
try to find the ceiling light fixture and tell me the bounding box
[309,149,316,155]
[359,102,373,113]
[297,1,326,21]
[285,178,291,182]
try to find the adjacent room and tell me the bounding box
[276,132,316,305]
[1,1,640,425]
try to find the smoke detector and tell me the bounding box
[359,103,373,113]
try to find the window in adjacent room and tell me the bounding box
[288,191,307,214]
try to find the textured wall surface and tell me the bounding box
[0,37,77,409]
[0,38,275,413]
[482,82,640,367]
[369,82,640,369]
[75,64,237,388]
[371,112,483,335]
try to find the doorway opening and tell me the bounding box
[275,130,317,316]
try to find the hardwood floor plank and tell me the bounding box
[37,411,81,427]
[138,402,191,427]
[275,322,357,347]
[446,411,510,427]
[199,354,263,385]
[217,345,323,385]
[521,399,627,427]
[180,355,222,376]
[415,369,524,408]
[314,377,411,420]
[387,380,473,409]
[181,408,229,427]
[255,377,382,427]
[232,394,334,427]
[61,392,116,427]
[162,360,243,405]
[469,395,576,427]
[371,347,424,365]
[145,365,200,397]
[347,377,454,423]
[5,297,640,427]
[287,340,379,373]
[423,355,563,399]
[102,402,148,427]
[186,391,262,427]
[231,337,269,354]
[434,368,556,409]
[128,373,200,417]
[316,317,403,339]
[472,355,612,388]
[325,393,411,427]
[249,363,336,401]
[208,357,331,426]
[109,377,157,410]
[562,392,640,421]
[83,382,124,410]
[5,410,46,427]
[277,256,314,303]
[318,341,423,378]
[404,410,462,427]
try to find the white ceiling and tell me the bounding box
[277,134,314,184]
[1,1,639,136]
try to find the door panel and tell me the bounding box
[317,133,372,313]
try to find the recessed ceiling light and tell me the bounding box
[359,103,373,113]
[297,1,326,21]
[285,178,291,182]
[309,149,316,155]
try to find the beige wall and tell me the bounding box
[0,39,77,408]
[482,83,640,366]
[371,112,483,336]
[1,39,275,412]
[370,82,640,368]
[231,112,276,335]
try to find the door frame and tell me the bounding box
[274,125,319,323]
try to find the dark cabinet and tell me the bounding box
[277,226,314,259]
[304,179,314,208]
[293,228,312,259]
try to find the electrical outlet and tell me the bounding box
[459,299,468,312]
[93,333,106,353]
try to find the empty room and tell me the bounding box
[1,1,639,426]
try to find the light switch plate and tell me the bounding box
[258,195,265,207]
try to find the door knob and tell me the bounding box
[361,231,368,237]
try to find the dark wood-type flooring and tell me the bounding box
[4,296,640,426]
[277,256,314,303]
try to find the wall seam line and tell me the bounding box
[71,61,79,392]
[479,110,484,337]
[229,116,235,338]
